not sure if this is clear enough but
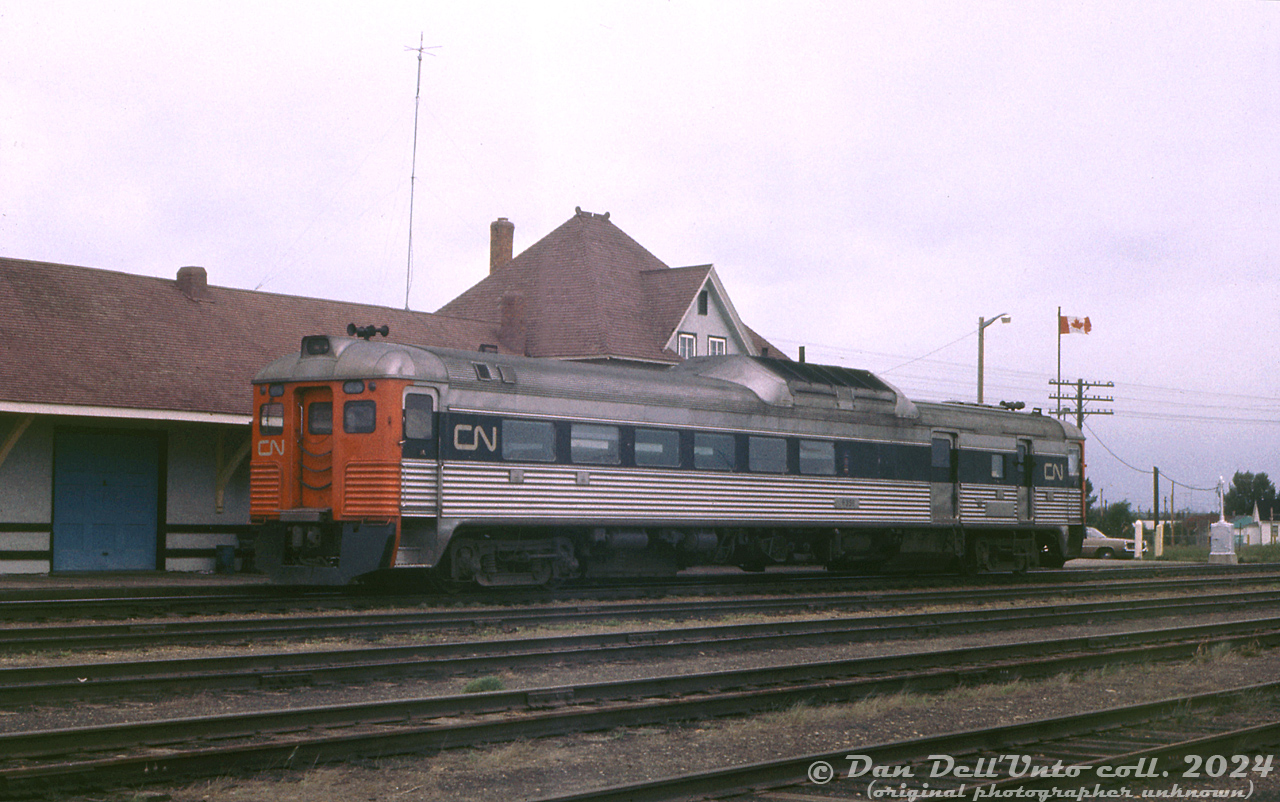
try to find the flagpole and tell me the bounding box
[1056,306,1062,420]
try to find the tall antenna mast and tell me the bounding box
[404,34,438,310]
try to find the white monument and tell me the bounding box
[1209,477,1238,565]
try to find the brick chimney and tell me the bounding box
[176,266,212,301]
[499,291,527,355]
[490,217,514,273]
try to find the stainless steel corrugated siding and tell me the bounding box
[1034,488,1083,524]
[437,463,930,524]
[401,459,438,514]
[959,484,1017,523]
[960,483,1082,525]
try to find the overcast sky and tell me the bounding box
[4,1,1278,512]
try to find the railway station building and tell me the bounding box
[0,209,778,575]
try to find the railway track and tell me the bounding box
[527,680,1280,801]
[6,577,1280,654]
[3,611,1280,797]
[2,563,1277,622]
[6,594,1280,708]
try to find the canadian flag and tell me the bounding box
[1059,315,1092,335]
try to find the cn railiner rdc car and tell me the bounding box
[249,333,1085,587]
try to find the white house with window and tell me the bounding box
[666,270,759,360]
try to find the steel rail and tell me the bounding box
[524,681,1280,802]
[3,563,1279,622]
[5,578,1280,654]
[6,591,1280,705]
[3,618,1280,796]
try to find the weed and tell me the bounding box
[463,675,506,693]
[1193,641,1238,664]
[465,738,549,771]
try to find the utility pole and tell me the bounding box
[1048,378,1114,429]
[1157,465,1167,544]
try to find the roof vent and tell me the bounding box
[176,266,212,301]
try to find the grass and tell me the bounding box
[1154,543,1280,563]
[462,675,506,694]
[1239,543,1280,563]
[1193,641,1240,664]
[1154,545,1208,561]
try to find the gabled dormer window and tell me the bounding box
[708,336,727,356]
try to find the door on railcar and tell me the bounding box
[397,387,440,567]
[297,387,334,510]
[401,388,438,460]
[930,434,959,523]
[1016,439,1033,522]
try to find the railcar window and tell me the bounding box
[260,403,284,435]
[268,384,285,397]
[343,380,365,394]
[694,432,736,471]
[1067,446,1081,478]
[502,419,556,462]
[309,402,333,435]
[403,394,434,440]
[931,437,952,468]
[635,428,680,468]
[571,423,620,465]
[991,453,1005,480]
[473,363,493,381]
[343,400,376,434]
[748,436,787,474]
[799,440,836,475]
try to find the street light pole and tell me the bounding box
[977,312,1010,404]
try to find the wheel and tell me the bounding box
[1095,547,1114,559]
[1034,542,1064,567]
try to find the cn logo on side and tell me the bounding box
[454,425,498,452]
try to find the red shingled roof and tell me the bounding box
[438,210,782,363]
[0,257,501,417]
[440,211,661,361]
[642,264,715,348]
[439,210,700,363]
[1,214,783,420]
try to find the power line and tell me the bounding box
[1083,422,1217,493]
[880,330,978,375]
[770,336,1280,431]
[1049,378,1113,428]
[771,334,1280,408]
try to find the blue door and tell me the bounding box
[53,431,160,571]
